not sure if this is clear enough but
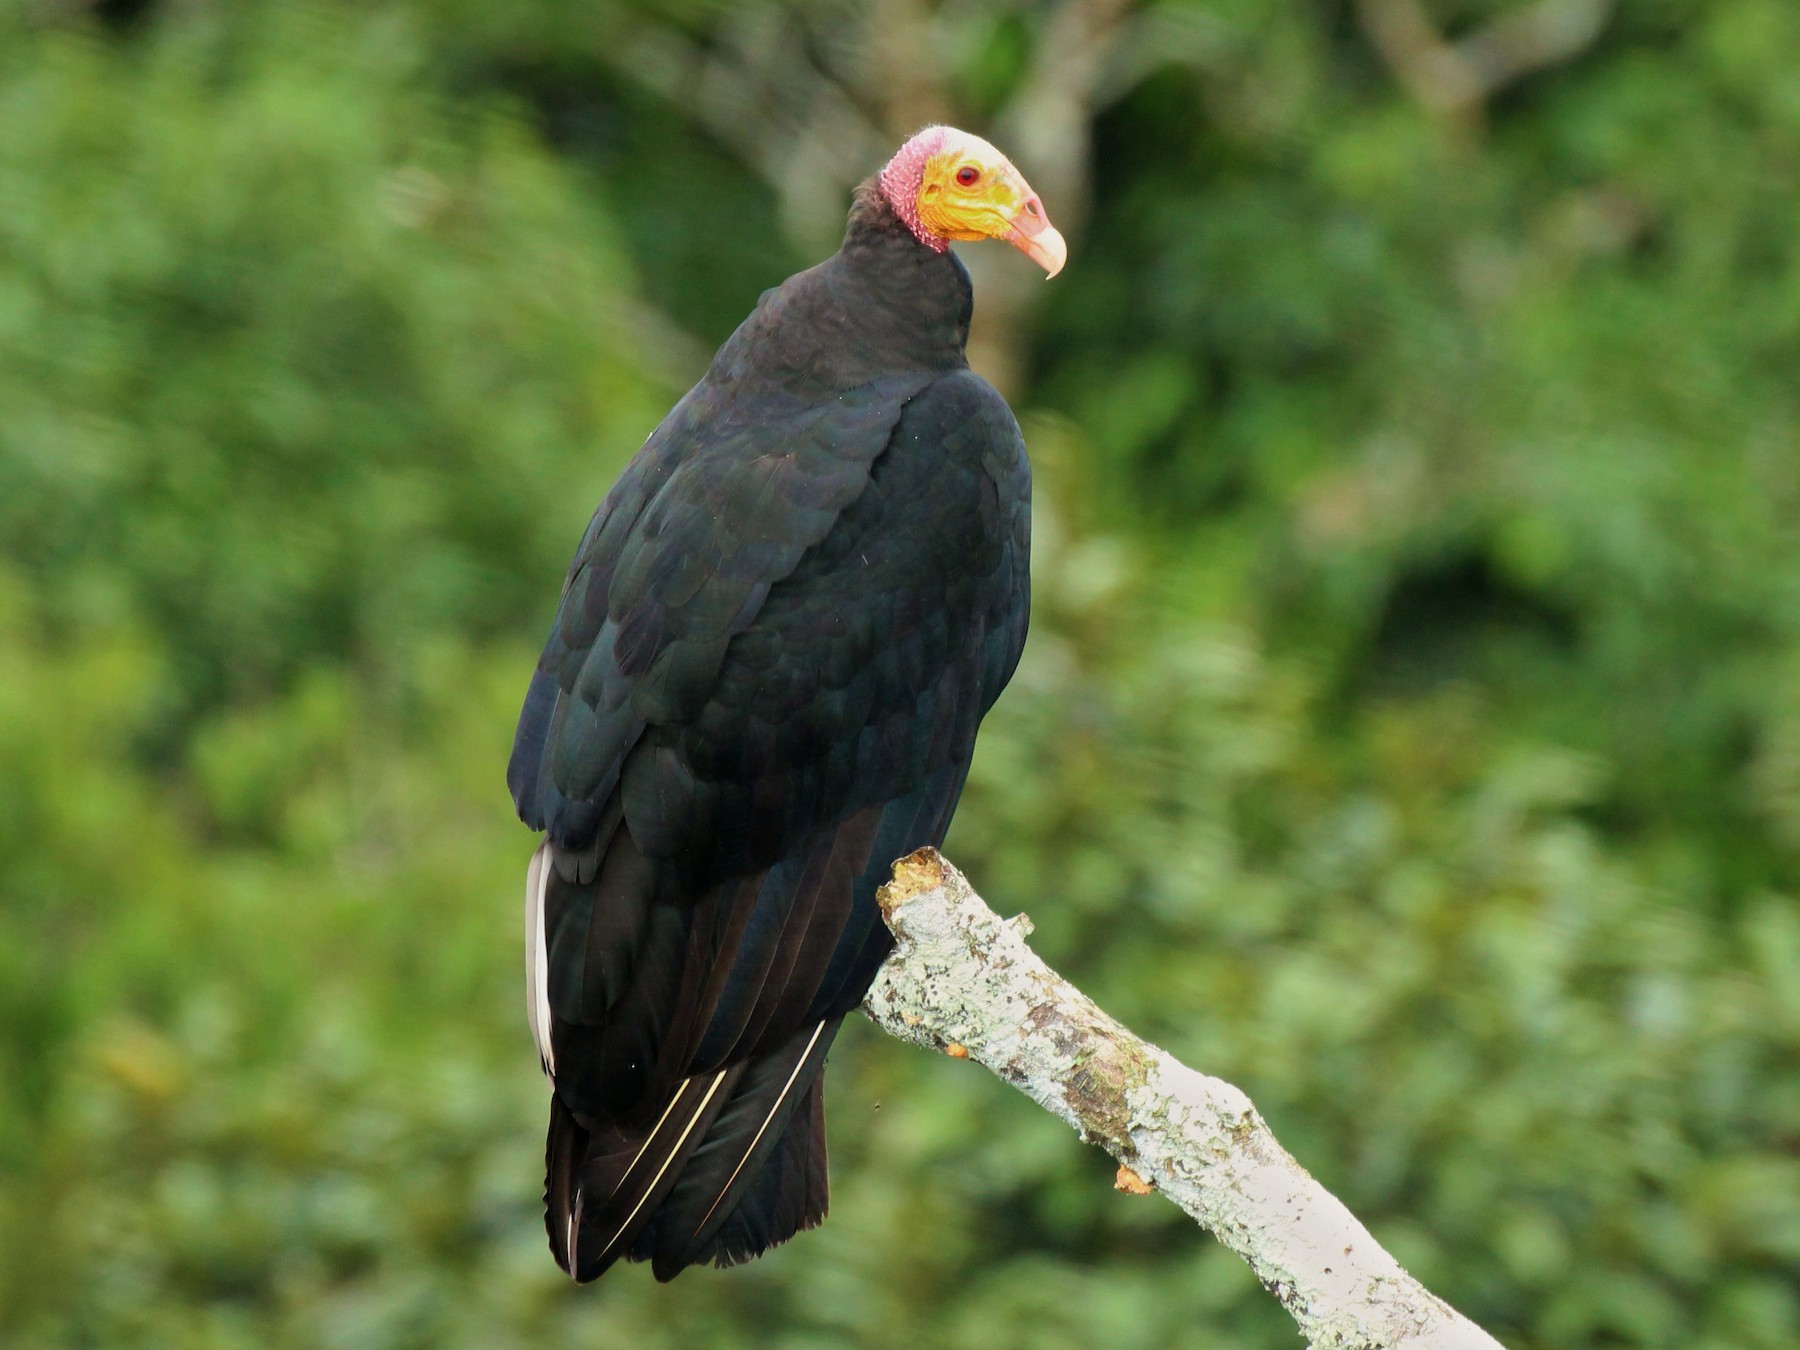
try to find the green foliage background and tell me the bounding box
[4,1,1799,1346]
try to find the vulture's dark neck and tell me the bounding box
[835,182,973,361]
[705,182,973,392]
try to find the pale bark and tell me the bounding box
[862,849,1505,1350]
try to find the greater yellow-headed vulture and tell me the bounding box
[508,126,1063,1281]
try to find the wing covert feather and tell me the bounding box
[509,373,936,845]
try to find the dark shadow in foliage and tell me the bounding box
[90,0,160,31]
[1365,549,1581,699]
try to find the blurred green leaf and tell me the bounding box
[5,1,1800,1347]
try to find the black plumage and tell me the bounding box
[508,178,1031,1282]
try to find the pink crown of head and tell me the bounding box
[877,125,954,252]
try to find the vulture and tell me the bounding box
[507,125,1065,1282]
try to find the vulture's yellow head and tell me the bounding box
[878,125,1067,278]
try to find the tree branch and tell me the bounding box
[862,849,1504,1350]
[1354,0,1612,128]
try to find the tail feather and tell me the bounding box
[563,1064,742,1282]
[687,1069,828,1271]
[542,1018,839,1283]
[648,1018,838,1279]
[544,1094,585,1271]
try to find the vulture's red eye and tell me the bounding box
[956,166,980,187]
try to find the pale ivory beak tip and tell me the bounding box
[1022,223,1068,279]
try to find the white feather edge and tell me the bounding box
[525,841,556,1079]
[588,1068,732,1268]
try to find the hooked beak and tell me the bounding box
[1005,190,1067,279]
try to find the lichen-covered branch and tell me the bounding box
[862,849,1504,1350]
